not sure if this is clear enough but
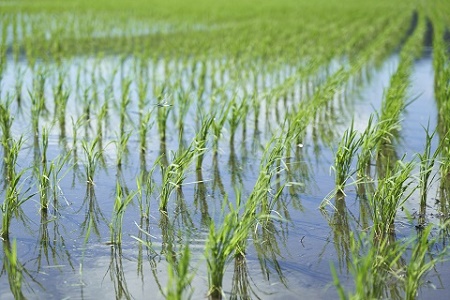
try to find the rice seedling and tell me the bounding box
[119,78,132,140]
[36,127,50,212]
[368,158,415,237]
[205,191,248,299]
[159,143,196,211]
[417,127,440,214]
[81,137,102,185]
[0,100,13,166]
[115,131,131,168]
[404,225,444,300]
[138,109,153,155]
[211,102,232,154]
[227,98,246,146]
[332,121,362,195]
[194,115,214,170]
[1,137,32,240]
[110,181,136,245]
[164,244,194,300]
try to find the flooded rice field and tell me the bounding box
[1,1,450,299]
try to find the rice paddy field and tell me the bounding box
[0,0,450,299]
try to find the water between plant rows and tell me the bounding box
[0,51,449,299]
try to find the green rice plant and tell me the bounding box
[175,91,192,146]
[417,127,440,212]
[332,223,446,300]
[96,102,109,152]
[211,102,232,154]
[404,225,443,300]
[159,144,196,211]
[37,128,51,212]
[0,100,13,164]
[14,67,25,110]
[110,181,136,245]
[228,98,247,146]
[205,178,271,299]
[81,137,102,185]
[1,137,32,240]
[136,162,158,220]
[0,17,5,77]
[155,86,172,145]
[138,109,153,155]
[195,115,214,170]
[332,121,362,195]
[368,158,415,237]
[115,131,131,168]
[119,78,132,139]
[331,230,406,300]
[205,192,246,299]
[356,115,379,178]
[164,244,194,300]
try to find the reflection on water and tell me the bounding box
[0,34,447,298]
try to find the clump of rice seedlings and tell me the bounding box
[417,127,440,217]
[356,115,378,178]
[205,191,249,299]
[404,225,443,300]
[155,86,172,146]
[14,67,26,110]
[195,115,214,170]
[119,78,132,140]
[175,91,191,146]
[3,240,26,299]
[332,121,362,195]
[164,244,194,300]
[228,98,246,146]
[211,102,231,154]
[0,100,13,164]
[136,162,158,220]
[1,137,31,240]
[115,131,131,168]
[81,137,102,185]
[159,143,196,211]
[332,223,445,300]
[53,68,68,119]
[37,128,50,212]
[110,181,136,245]
[331,230,404,299]
[138,109,153,155]
[368,158,415,237]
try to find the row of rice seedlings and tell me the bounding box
[329,12,427,197]
[327,10,444,297]
[429,7,450,195]
[280,11,413,160]
[1,5,379,62]
[376,12,426,154]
